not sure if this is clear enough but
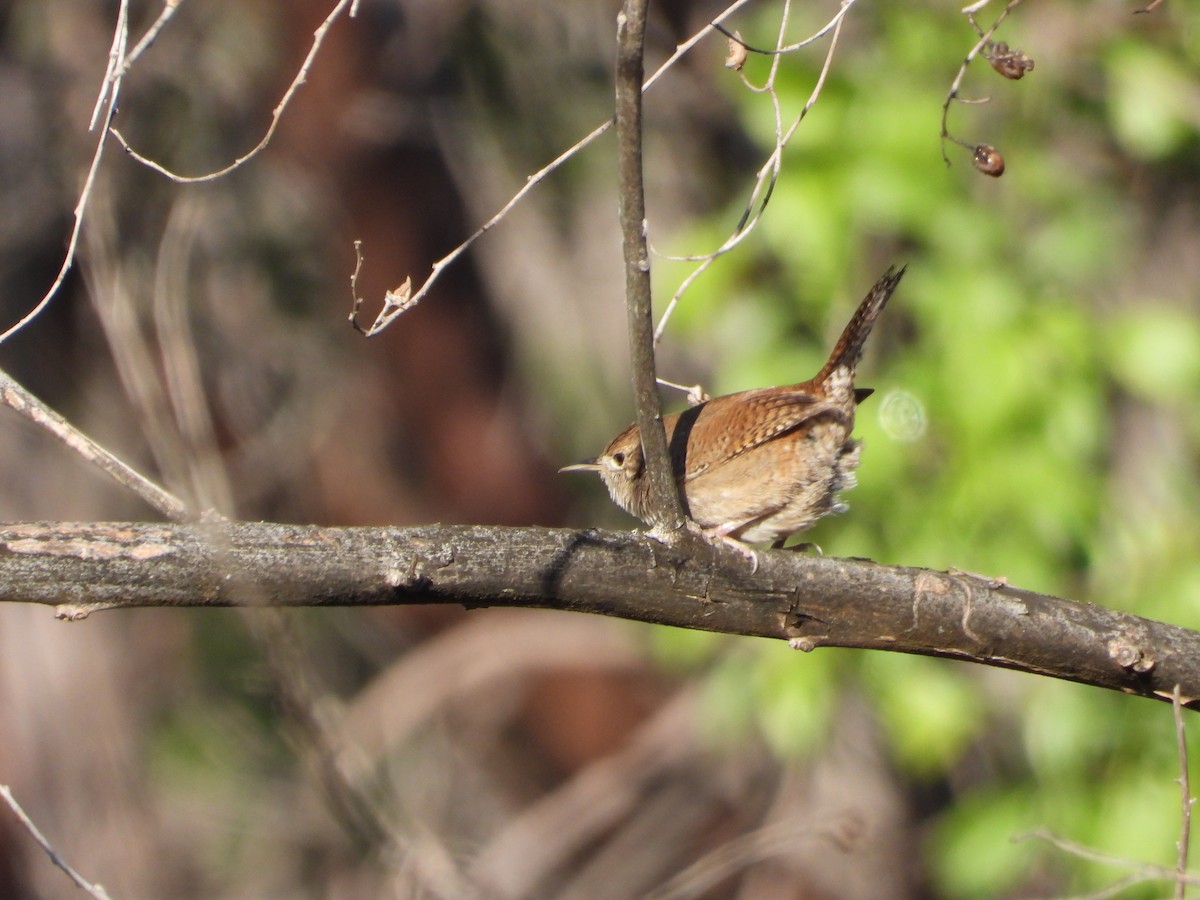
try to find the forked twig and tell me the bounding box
[119,0,185,76]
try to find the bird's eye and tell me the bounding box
[612,451,626,466]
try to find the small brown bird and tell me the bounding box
[561,266,904,557]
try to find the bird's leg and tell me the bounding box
[695,520,760,572]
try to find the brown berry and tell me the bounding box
[973,145,1005,177]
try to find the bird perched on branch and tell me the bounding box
[562,265,904,560]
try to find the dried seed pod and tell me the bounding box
[973,144,1005,177]
[724,32,748,71]
[984,41,1035,80]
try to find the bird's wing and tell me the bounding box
[674,386,845,484]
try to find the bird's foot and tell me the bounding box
[697,523,760,573]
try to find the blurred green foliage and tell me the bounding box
[648,2,1200,896]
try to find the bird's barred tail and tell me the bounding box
[815,264,905,387]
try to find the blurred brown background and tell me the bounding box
[1,0,1197,897]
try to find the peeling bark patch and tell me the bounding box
[961,587,984,645]
[1,386,27,410]
[5,538,174,561]
[54,602,119,621]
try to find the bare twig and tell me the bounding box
[615,0,686,535]
[348,240,369,331]
[0,367,189,521]
[350,249,413,334]
[0,785,113,900]
[642,0,758,94]
[351,0,760,334]
[709,3,855,56]
[1178,684,1195,899]
[109,0,359,183]
[348,119,609,332]
[656,377,710,406]
[0,0,353,344]
[0,1,129,345]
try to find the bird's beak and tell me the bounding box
[559,459,601,473]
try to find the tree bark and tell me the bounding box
[1,521,1195,708]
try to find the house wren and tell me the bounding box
[561,265,904,555]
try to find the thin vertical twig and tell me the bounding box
[1176,684,1194,900]
[614,0,686,535]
